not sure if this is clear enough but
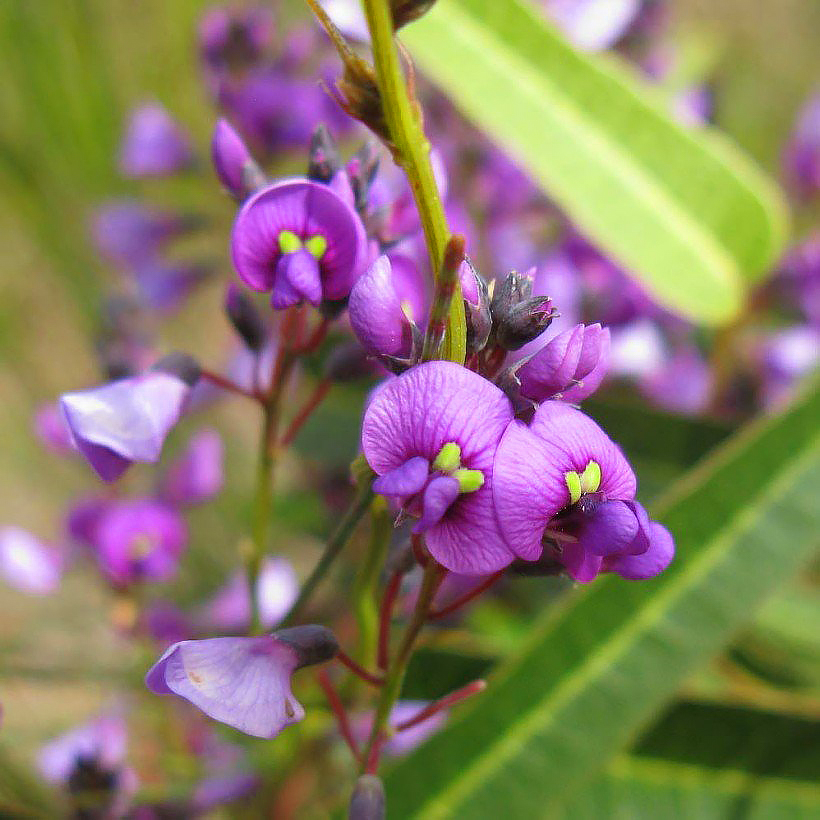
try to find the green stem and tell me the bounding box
[280,484,375,627]
[360,561,445,773]
[353,497,393,664]
[360,0,466,364]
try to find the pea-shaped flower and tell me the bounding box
[59,354,199,482]
[231,179,367,309]
[361,361,516,574]
[494,401,673,582]
[145,626,338,738]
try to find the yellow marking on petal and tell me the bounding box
[278,230,302,254]
[304,234,327,259]
[401,299,415,321]
[580,460,602,494]
[433,442,462,473]
[565,471,582,505]
[454,468,485,493]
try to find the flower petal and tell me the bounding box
[560,325,611,403]
[577,500,639,557]
[413,475,460,533]
[606,521,675,580]
[518,325,584,401]
[372,456,430,497]
[145,636,304,738]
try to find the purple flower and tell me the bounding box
[160,429,224,505]
[92,500,187,585]
[91,202,197,269]
[38,711,137,816]
[493,401,673,580]
[0,527,62,595]
[607,319,666,379]
[778,236,820,326]
[211,118,265,200]
[640,347,712,415]
[118,102,194,177]
[198,6,273,73]
[132,262,212,314]
[348,255,420,357]
[351,700,447,759]
[784,93,820,199]
[758,325,820,408]
[361,361,515,574]
[231,179,368,309]
[544,0,642,51]
[60,357,198,482]
[33,402,74,455]
[145,626,338,738]
[203,556,298,632]
[517,323,611,403]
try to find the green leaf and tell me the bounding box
[402,0,788,323]
[558,757,820,820]
[384,382,820,818]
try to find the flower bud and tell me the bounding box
[324,342,375,382]
[308,124,342,183]
[391,0,437,30]
[460,259,492,353]
[211,119,266,200]
[224,284,267,352]
[151,352,202,387]
[491,272,556,351]
[347,141,381,213]
[274,625,339,669]
[348,775,385,820]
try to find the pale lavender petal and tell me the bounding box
[413,475,461,533]
[145,636,305,738]
[372,456,430,497]
[160,430,224,505]
[0,527,62,595]
[545,0,641,51]
[119,103,194,177]
[33,403,74,455]
[529,401,637,499]
[384,701,447,757]
[607,521,675,580]
[608,319,666,378]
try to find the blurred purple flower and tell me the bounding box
[203,556,298,632]
[118,102,194,177]
[362,361,516,574]
[92,500,188,585]
[211,118,266,200]
[607,319,666,379]
[544,0,642,51]
[351,701,447,759]
[132,262,212,314]
[60,359,198,482]
[641,346,712,415]
[146,626,337,738]
[160,429,224,506]
[231,179,368,308]
[0,527,62,595]
[33,402,74,456]
[494,401,673,580]
[198,5,273,73]
[778,236,820,326]
[91,202,197,269]
[758,325,820,408]
[783,93,820,199]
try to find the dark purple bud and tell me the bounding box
[274,625,338,669]
[494,294,556,351]
[224,284,267,352]
[348,775,385,820]
[391,0,437,29]
[211,119,265,200]
[151,352,201,387]
[460,259,492,354]
[308,124,342,183]
[324,341,376,382]
[347,141,381,213]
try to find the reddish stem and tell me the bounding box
[200,369,261,402]
[411,534,429,567]
[298,316,330,354]
[364,732,384,775]
[279,379,332,447]
[394,680,487,732]
[336,650,385,687]
[317,669,362,763]
[377,568,405,671]
[427,570,505,620]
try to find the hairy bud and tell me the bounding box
[224,284,267,352]
[275,625,339,669]
[391,0,437,30]
[151,352,201,387]
[490,271,556,350]
[460,259,492,354]
[308,124,342,183]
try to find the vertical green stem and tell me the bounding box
[360,0,467,364]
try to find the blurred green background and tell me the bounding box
[0,0,817,803]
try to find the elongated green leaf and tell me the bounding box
[384,382,820,817]
[558,757,820,820]
[402,0,787,322]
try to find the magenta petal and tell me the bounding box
[529,401,636,500]
[145,636,304,738]
[349,255,413,356]
[607,522,674,580]
[518,325,584,401]
[492,420,570,561]
[561,326,611,403]
[578,500,639,557]
[390,253,428,323]
[372,456,430,497]
[560,541,604,583]
[413,476,460,533]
